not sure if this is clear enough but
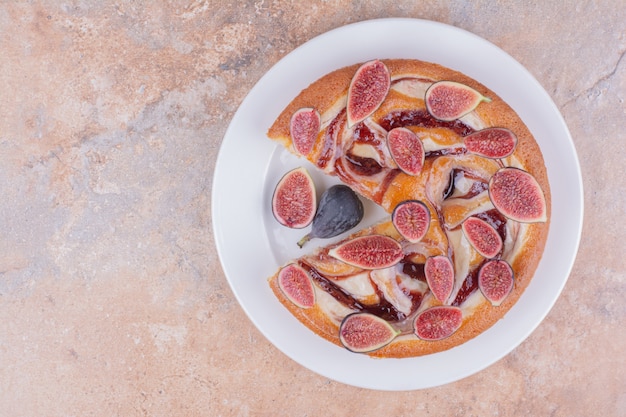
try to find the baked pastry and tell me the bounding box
[266,59,550,358]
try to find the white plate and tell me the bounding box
[212,18,583,390]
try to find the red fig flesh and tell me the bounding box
[489,167,547,223]
[414,306,463,341]
[277,263,316,308]
[290,107,321,156]
[328,235,403,269]
[271,167,316,229]
[478,259,514,306]
[387,127,425,175]
[462,216,503,259]
[339,312,399,353]
[392,200,430,243]
[424,255,455,303]
[425,80,490,121]
[347,60,391,127]
[464,127,518,159]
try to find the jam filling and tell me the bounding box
[451,209,509,305]
[451,260,484,306]
[327,108,475,177]
[379,109,475,137]
[300,259,423,323]
[443,168,489,200]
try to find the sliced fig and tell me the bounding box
[347,59,391,127]
[488,167,547,223]
[297,185,364,248]
[290,107,321,156]
[464,127,518,159]
[478,259,514,306]
[424,255,454,303]
[461,216,503,259]
[271,167,316,229]
[277,263,316,308]
[328,235,403,269]
[392,200,430,243]
[339,312,399,353]
[425,80,491,121]
[387,127,425,175]
[414,306,463,341]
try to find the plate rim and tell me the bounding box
[211,17,584,390]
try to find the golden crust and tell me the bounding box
[266,59,550,358]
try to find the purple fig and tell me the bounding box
[277,263,316,308]
[297,185,364,248]
[425,80,491,121]
[461,216,503,259]
[290,107,321,156]
[392,200,431,243]
[339,312,400,353]
[347,60,391,127]
[464,127,518,159]
[271,167,316,229]
[488,167,547,223]
[478,259,514,306]
[328,235,403,270]
[414,306,463,341]
[387,127,425,175]
[424,255,455,303]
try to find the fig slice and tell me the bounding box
[347,59,391,127]
[277,263,316,309]
[271,167,316,229]
[328,235,403,269]
[414,306,463,341]
[290,107,321,156]
[392,200,431,243]
[461,216,503,259]
[391,200,430,243]
[425,80,491,121]
[478,259,514,306]
[424,255,455,303]
[387,127,425,175]
[464,127,518,159]
[488,167,547,223]
[339,312,399,353]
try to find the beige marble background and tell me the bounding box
[0,1,624,416]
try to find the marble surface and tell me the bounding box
[0,1,624,416]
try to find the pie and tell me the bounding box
[265,59,550,358]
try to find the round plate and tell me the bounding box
[212,18,583,390]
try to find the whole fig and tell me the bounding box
[297,185,364,248]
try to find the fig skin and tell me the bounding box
[424,255,455,303]
[297,185,364,248]
[463,127,518,159]
[290,107,321,156]
[461,216,503,259]
[387,127,425,176]
[347,59,391,127]
[271,167,316,229]
[488,167,547,223]
[392,200,431,243]
[478,259,514,306]
[425,80,491,121]
[277,263,316,309]
[414,306,463,341]
[328,235,403,269]
[339,312,399,353]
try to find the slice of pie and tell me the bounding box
[266,59,550,358]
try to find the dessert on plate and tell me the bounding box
[266,59,550,358]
